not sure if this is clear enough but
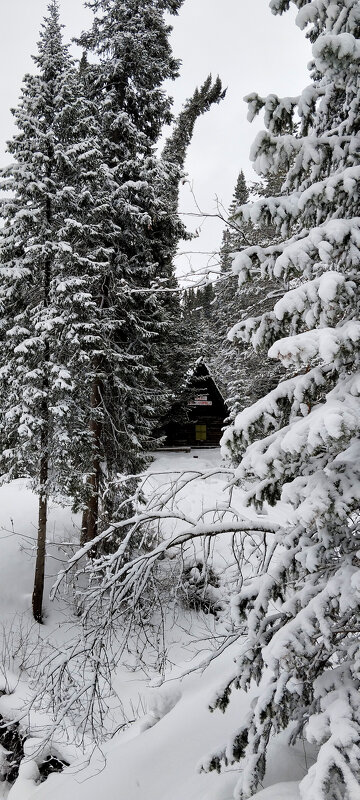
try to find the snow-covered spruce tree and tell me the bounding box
[46,53,127,543]
[206,171,283,409]
[185,282,217,362]
[201,1,360,798]
[76,0,181,543]
[206,171,252,394]
[77,0,181,542]
[0,1,100,622]
[77,2,226,543]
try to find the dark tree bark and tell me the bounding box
[32,412,49,624]
[80,373,102,549]
[32,203,51,621]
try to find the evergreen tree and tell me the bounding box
[202,1,360,797]
[74,0,184,542]
[77,2,225,542]
[161,74,225,215]
[207,171,251,394]
[180,282,217,371]
[206,171,283,409]
[181,286,204,358]
[0,1,99,621]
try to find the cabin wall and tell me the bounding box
[160,362,228,449]
[164,417,225,448]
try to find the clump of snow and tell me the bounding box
[313,33,360,74]
[139,685,182,733]
[7,760,40,800]
[268,321,360,368]
[247,782,300,800]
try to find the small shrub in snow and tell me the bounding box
[178,561,222,616]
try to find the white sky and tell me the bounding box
[0,0,311,278]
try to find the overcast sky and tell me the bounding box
[0,0,311,278]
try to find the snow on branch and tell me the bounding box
[231,217,360,283]
[313,32,360,73]
[268,321,360,367]
[245,92,299,131]
[52,468,280,606]
[229,273,356,352]
[222,370,360,512]
[221,364,330,453]
[231,166,360,234]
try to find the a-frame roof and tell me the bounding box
[181,357,228,411]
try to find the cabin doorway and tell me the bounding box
[195,424,207,442]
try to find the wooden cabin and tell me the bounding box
[161,360,228,449]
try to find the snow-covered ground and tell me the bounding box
[0,450,310,800]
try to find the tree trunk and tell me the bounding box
[80,269,109,551]
[32,157,53,623]
[32,209,51,621]
[80,373,102,549]
[81,507,89,546]
[32,448,48,623]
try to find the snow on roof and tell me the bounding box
[184,356,226,404]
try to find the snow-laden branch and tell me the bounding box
[232,216,360,283]
[51,471,280,603]
[231,165,360,231]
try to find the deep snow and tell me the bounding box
[0,450,310,800]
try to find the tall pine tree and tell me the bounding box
[0,1,99,621]
[202,1,360,797]
[73,0,182,542]
[77,1,225,542]
[205,171,283,413]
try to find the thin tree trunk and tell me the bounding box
[32,135,54,622]
[80,271,109,550]
[32,325,50,623]
[81,507,89,546]
[32,185,51,620]
[80,373,102,549]
[32,437,48,623]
